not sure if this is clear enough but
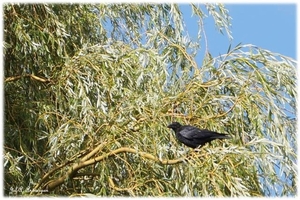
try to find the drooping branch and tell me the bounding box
[40,145,185,192]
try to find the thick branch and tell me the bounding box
[43,146,185,192]
[30,142,108,195]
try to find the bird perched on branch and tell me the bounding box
[167,122,231,148]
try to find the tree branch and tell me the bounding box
[5,74,52,83]
[41,146,185,192]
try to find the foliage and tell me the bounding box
[4,3,296,197]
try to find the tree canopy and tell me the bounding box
[4,3,296,197]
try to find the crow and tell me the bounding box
[167,122,231,148]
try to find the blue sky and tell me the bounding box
[180,4,296,62]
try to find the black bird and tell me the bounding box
[167,122,231,148]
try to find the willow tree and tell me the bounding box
[4,4,296,197]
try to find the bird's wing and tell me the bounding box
[180,126,227,139]
[195,129,222,138]
[178,125,202,139]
